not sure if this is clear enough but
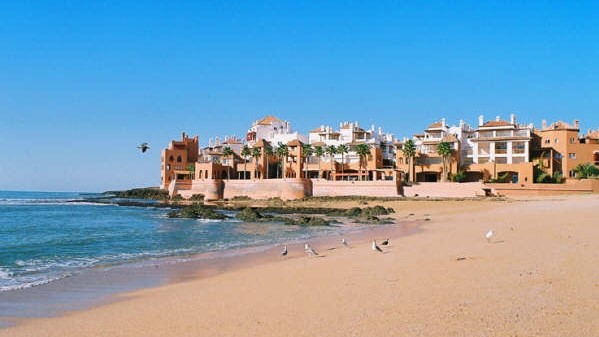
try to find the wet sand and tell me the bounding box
[1,195,598,336]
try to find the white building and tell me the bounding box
[246,115,307,146]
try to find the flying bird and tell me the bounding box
[281,245,288,256]
[485,230,494,243]
[137,143,150,153]
[304,243,319,256]
[372,239,383,253]
[380,239,389,246]
[341,238,349,247]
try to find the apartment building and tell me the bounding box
[397,115,535,183]
[160,133,199,189]
[307,121,397,181]
[537,120,599,178]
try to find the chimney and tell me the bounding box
[574,120,580,129]
[441,118,446,128]
[459,119,465,128]
[510,114,516,125]
[542,120,547,129]
[495,116,500,122]
[478,115,484,127]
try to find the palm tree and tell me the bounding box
[314,145,324,179]
[186,163,196,180]
[402,139,417,182]
[251,147,261,179]
[302,143,314,179]
[574,163,599,179]
[437,141,453,182]
[275,142,289,178]
[337,144,349,180]
[263,143,273,179]
[241,145,251,180]
[222,146,234,180]
[355,143,371,181]
[325,145,337,180]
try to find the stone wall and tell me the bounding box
[401,182,487,198]
[311,180,400,197]
[222,179,312,200]
[177,180,223,200]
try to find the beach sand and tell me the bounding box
[1,195,598,336]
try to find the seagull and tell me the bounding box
[137,143,150,153]
[372,239,383,253]
[304,243,319,256]
[341,238,349,248]
[281,245,288,256]
[485,230,494,243]
[380,239,389,246]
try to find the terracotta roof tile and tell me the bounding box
[257,115,282,125]
[482,120,512,127]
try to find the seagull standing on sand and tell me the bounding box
[380,239,389,246]
[372,239,383,253]
[342,238,349,248]
[304,243,319,256]
[486,230,494,243]
[281,245,288,256]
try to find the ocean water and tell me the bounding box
[0,190,352,294]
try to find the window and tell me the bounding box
[544,139,550,144]
[569,170,576,178]
[554,138,559,143]
[569,137,576,144]
[495,142,507,154]
[177,156,182,162]
[568,153,576,159]
[513,142,525,154]
[169,156,174,162]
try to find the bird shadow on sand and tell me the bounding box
[490,240,506,244]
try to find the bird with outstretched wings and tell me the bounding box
[138,143,150,153]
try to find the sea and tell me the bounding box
[0,190,365,324]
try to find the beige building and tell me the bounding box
[397,115,535,184]
[307,121,397,181]
[537,120,599,178]
[160,133,199,189]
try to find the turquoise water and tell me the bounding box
[0,191,346,293]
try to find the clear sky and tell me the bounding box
[1,1,598,192]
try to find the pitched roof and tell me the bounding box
[442,135,458,142]
[257,115,282,125]
[287,139,303,146]
[482,120,512,127]
[253,139,271,147]
[427,121,443,129]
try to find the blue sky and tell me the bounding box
[1,1,598,192]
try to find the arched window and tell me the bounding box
[169,156,174,162]
[177,156,182,162]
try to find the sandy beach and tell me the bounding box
[2,194,598,337]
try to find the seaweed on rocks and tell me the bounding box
[167,204,227,220]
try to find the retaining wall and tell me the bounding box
[311,180,400,197]
[402,182,487,198]
[222,179,312,200]
[487,179,599,196]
